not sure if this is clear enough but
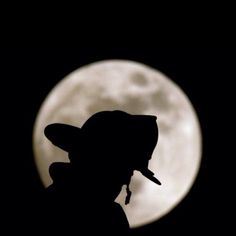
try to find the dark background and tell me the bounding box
[1,48,233,234]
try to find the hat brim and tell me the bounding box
[44,123,82,152]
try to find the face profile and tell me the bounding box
[44,110,160,234]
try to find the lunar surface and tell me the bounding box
[33,60,202,228]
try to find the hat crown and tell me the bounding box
[81,110,158,163]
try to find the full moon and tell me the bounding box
[33,60,202,228]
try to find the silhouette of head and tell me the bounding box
[44,110,160,204]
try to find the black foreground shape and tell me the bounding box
[43,110,160,235]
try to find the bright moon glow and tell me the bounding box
[33,60,202,228]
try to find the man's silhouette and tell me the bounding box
[44,110,161,235]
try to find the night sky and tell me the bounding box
[1,48,233,235]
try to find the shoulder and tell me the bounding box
[109,202,130,231]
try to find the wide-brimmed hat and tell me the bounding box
[44,110,161,185]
